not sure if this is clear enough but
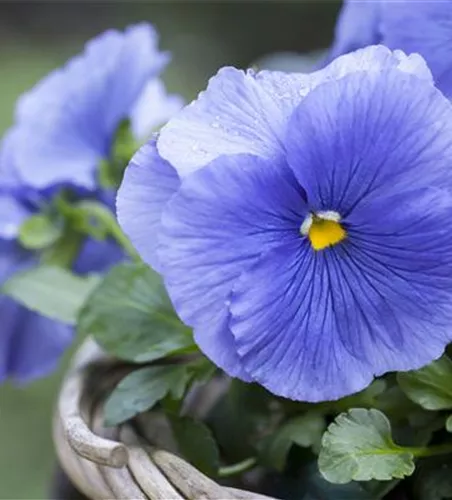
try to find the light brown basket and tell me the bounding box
[53,338,278,500]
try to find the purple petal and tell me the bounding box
[158,46,431,180]
[230,241,373,401]
[0,130,24,192]
[158,153,307,378]
[231,63,452,400]
[117,141,180,272]
[322,45,432,84]
[230,222,452,402]
[0,298,73,384]
[0,195,30,240]
[285,68,452,217]
[327,0,382,63]
[9,23,168,191]
[130,79,184,140]
[157,67,316,178]
[0,242,73,383]
[380,1,452,97]
[73,237,124,275]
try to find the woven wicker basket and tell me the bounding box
[53,338,278,500]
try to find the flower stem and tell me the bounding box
[78,201,140,261]
[60,197,140,261]
[218,457,257,478]
[410,442,452,458]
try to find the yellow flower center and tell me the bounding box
[300,211,346,251]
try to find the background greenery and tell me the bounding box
[0,3,338,498]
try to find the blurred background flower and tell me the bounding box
[329,0,452,96]
[0,22,177,389]
[0,2,339,498]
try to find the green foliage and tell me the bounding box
[261,412,325,471]
[2,265,100,324]
[397,356,452,410]
[103,364,192,426]
[446,415,452,433]
[18,214,63,250]
[78,262,196,363]
[169,416,220,477]
[99,119,138,188]
[318,409,415,484]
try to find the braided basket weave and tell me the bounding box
[53,338,277,500]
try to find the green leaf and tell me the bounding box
[99,119,138,189]
[2,265,100,324]
[397,356,452,410]
[40,232,84,268]
[78,262,196,363]
[262,412,326,471]
[104,365,191,426]
[318,408,415,484]
[169,416,220,476]
[19,214,63,250]
[111,119,138,165]
[446,415,452,433]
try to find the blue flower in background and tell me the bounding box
[0,23,182,383]
[2,22,182,191]
[329,0,452,97]
[0,240,72,383]
[118,46,452,401]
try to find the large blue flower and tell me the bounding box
[328,0,452,97]
[118,46,452,401]
[0,23,182,383]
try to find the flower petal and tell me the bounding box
[73,237,124,275]
[0,242,73,383]
[381,1,452,96]
[285,67,452,217]
[0,130,24,192]
[230,64,452,401]
[327,0,381,62]
[0,298,73,383]
[323,45,432,84]
[231,218,452,402]
[10,24,168,190]
[117,141,180,272]
[158,46,431,179]
[130,79,184,141]
[0,195,31,240]
[157,67,317,178]
[230,241,373,402]
[158,154,307,377]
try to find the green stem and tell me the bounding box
[60,198,140,261]
[218,457,257,478]
[410,442,452,458]
[80,202,140,261]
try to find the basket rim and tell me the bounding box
[53,337,278,500]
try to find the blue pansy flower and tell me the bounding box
[3,22,182,191]
[0,23,182,383]
[329,0,452,97]
[118,45,452,402]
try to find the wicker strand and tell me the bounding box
[58,339,128,468]
[54,338,279,500]
[120,427,184,500]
